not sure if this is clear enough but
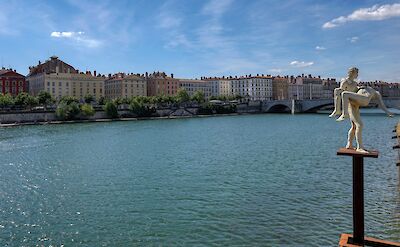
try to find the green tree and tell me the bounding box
[0,94,14,108]
[81,103,95,117]
[37,91,54,107]
[60,96,79,105]
[84,94,95,104]
[104,101,118,118]
[129,99,156,117]
[191,90,205,103]
[56,102,80,120]
[113,97,123,106]
[25,95,39,108]
[176,88,190,104]
[14,92,30,106]
[98,96,106,105]
[14,93,39,108]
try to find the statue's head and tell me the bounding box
[348,67,359,79]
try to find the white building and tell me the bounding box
[178,79,212,99]
[288,75,324,100]
[206,79,231,98]
[229,76,273,101]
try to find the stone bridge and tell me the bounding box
[261,97,400,113]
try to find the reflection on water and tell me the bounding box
[0,112,399,246]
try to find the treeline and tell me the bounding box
[0,91,55,109]
[0,88,240,120]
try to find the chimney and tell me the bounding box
[94,70,97,76]
[38,60,41,65]
[171,73,174,78]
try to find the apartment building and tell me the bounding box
[288,74,324,100]
[272,76,289,100]
[0,68,26,96]
[146,72,179,96]
[27,56,105,101]
[178,79,212,99]
[203,77,231,98]
[229,75,273,101]
[105,73,146,99]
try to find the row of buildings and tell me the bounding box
[1,56,399,101]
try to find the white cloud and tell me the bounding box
[348,36,359,43]
[50,31,83,38]
[323,3,400,29]
[269,68,283,73]
[315,46,326,50]
[158,14,181,29]
[165,34,192,48]
[290,61,314,67]
[202,0,233,17]
[50,31,102,48]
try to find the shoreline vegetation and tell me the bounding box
[0,89,245,127]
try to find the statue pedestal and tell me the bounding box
[337,148,378,246]
[336,148,400,246]
[339,233,400,247]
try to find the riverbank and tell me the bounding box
[0,103,254,127]
[0,112,252,128]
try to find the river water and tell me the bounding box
[1,112,400,246]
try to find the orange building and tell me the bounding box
[146,72,180,96]
[272,76,289,100]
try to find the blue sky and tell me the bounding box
[0,0,399,81]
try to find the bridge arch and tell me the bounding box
[266,104,292,113]
[302,103,334,113]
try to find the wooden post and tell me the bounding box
[352,155,364,245]
[337,148,378,246]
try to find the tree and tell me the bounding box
[81,103,95,117]
[55,102,80,120]
[191,90,205,103]
[37,91,54,107]
[25,95,39,108]
[0,94,14,108]
[104,101,118,118]
[176,88,190,104]
[113,97,123,106]
[129,99,155,117]
[14,93,30,106]
[98,96,106,105]
[13,93,38,108]
[60,96,79,105]
[84,94,95,104]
